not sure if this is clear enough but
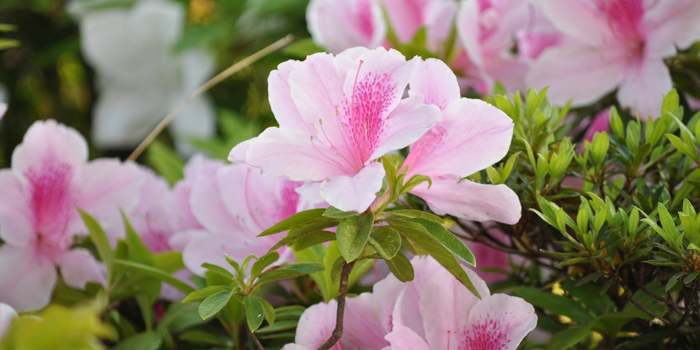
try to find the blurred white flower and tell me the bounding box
[77,0,216,153]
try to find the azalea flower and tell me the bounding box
[403,58,521,224]
[230,47,442,212]
[528,0,700,119]
[0,120,142,312]
[386,260,537,350]
[307,0,387,53]
[381,0,458,52]
[456,0,561,93]
[0,303,16,339]
[78,0,216,152]
[174,162,318,276]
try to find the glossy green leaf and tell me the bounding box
[78,209,113,281]
[199,290,233,320]
[244,296,265,332]
[336,212,375,262]
[112,259,195,294]
[323,207,358,219]
[251,252,280,280]
[259,209,327,237]
[368,226,402,259]
[385,251,414,282]
[405,218,476,266]
[182,286,231,303]
[255,263,325,286]
[258,297,275,327]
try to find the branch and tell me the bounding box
[316,261,355,350]
[248,324,265,350]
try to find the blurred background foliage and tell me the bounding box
[0,0,312,165]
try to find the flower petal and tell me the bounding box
[463,294,538,350]
[189,169,246,235]
[538,0,612,46]
[307,0,386,53]
[527,44,626,107]
[57,248,106,289]
[344,293,390,348]
[391,256,444,336]
[295,300,337,349]
[181,232,269,276]
[0,245,57,312]
[645,0,700,56]
[12,120,88,178]
[0,303,17,338]
[617,58,672,120]
[385,325,433,350]
[405,98,513,178]
[409,58,461,111]
[268,61,315,133]
[0,170,33,247]
[411,176,522,224]
[319,161,385,212]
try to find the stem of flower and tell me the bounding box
[248,325,265,350]
[316,260,355,350]
[127,34,294,161]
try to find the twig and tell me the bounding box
[248,325,265,350]
[127,34,295,161]
[317,261,355,350]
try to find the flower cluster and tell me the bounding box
[307,0,700,118]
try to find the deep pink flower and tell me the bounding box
[528,0,700,118]
[381,0,458,52]
[174,163,319,276]
[307,0,387,53]
[457,0,561,93]
[403,59,521,224]
[0,120,142,311]
[231,48,441,212]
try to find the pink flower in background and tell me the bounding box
[0,120,141,312]
[381,0,458,52]
[231,48,441,212]
[456,0,561,93]
[403,59,521,224]
[0,303,17,339]
[528,0,700,119]
[175,163,319,276]
[583,108,611,144]
[307,0,387,53]
[467,229,511,284]
[0,103,6,120]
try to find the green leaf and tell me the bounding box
[259,209,328,237]
[258,297,276,327]
[256,263,326,286]
[368,226,402,259]
[244,296,265,332]
[112,331,162,350]
[182,286,231,303]
[384,209,443,223]
[323,207,358,219]
[121,211,154,265]
[282,37,325,58]
[199,290,233,320]
[400,174,432,194]
[78,209,113,281]
[154,252,185,273]
[590,132,609,167]
[113,259,196,294]
[405,218,476,266]
[290,231,336,251]
[201,263,235,280]
[146,140,184,186]
[270,220,339,251]
[336,213,375,262]
[251,252,280,280]
[385,251,414,282]
[547,323,594,350]
[510,287,595,324]
[178,330,225,345]
[665,272,683,292]
[255,320,298,334]
[224,254,240,274]
[0,39,20,50]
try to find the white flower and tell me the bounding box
[78,0,216,153]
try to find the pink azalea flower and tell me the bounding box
[403,58,521,224]
[175,163,318,276]
[386,257,536,350]
[381,0,458,52]
[0,303,17,339]
[0,120,142,312]
[307,0,387,53]
[230,48,442,212]
[467,229,511,284]
[527,0,700,119]
[456,0,561,93]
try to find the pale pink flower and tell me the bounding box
[456,0,561,93]
[381,0,458,52]
[0,303,17,339]
[307,0,387,53]
[175,163,317,276]
[230,48,441,212]
[467,229,511,284]
[0,120,142,312]
[528,0,700,119]
[404,58,521,224]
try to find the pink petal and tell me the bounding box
[57,248,106,289]
[12,120,88,177]
[391,256,443,337]
[405,98,513,178]
[385,325,433,350]
[245,127,350,181]
[372,273,406,333]
[382,0,426,43]
[367,96,441,162]
[181,232,268,276]
[527,44,627,107]
[281,344,310,350]
[295,300,338,349]
[644,0,700,57]
[344,293,390,348]
[0,303,17,338]
[456,0,483,67]
[228,138,256,164]
[0,245,57,312]
[319,161,385,212]
[538,0,613,46]
[268,61,315,133]
[170,154,225,233]
[189,170,247,235]
[463,294,537,350]
[0,170,33,247]
[307,0,386,53]
[411,176,522,224]
[419,267,490,350]
[409,58,460,111]
[617,58,672,120]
